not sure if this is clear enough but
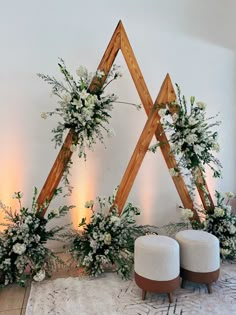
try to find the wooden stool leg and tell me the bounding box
[168,292,173,303]
[142,289,147,300]
[207,283,212,294]
[181,278,186,288]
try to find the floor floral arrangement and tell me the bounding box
[0,188,74,287]
[68,194,149,279]
[181,190,236,259]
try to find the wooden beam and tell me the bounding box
[114,74,200,221]
[119,27,198,218]
[36,21,122,215]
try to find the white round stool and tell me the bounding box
[134,235,180,303]
[175,230,220,293]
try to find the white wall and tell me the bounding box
[0,0,235,238]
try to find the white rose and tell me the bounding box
[169,168,179,177]
[186,134,197,145]
[33,269,46,282]
[73,99,82,108]
[96,69,105,78]
[188,116,198,126]
[76,65,88,78]
[104,233,112,245]
[12,243,26,255]
[62,93,72,103]
[41,112,47,119]
[90,239,98,249]
[229,224,236,235]
[225,192,234,199]
[80,89,89,100]
[158,108,166,118]
[110,216,121,226]
[214,207,225,217]
[193,144,204,155]
[220,248,231,257]
[181,208,194,220]
[70,144,77,153]
[212,142,220,152]
[196,101,206,110]
[84,200,94,208]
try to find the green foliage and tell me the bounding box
[0,188,74,287]
[68,194,149,279]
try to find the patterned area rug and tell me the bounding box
[26,262,236,315]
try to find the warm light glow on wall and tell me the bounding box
[70,159,97,229]
[137,168,157,224]
[0,151,24,231]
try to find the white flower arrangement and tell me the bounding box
[38,59,121,159]
[0,188,74,287]
[68,194,149,279]
[38,59,140,194]
[181,190,236,259]
[154,84,222,197]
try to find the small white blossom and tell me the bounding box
[104,233,112,245]
[62,93,72,103]
[225,192,234,199]
[41,112,47,119]
[96,70,105,78]
[169,168,179,177]
[80,89,89,100]
[181,208,194,220]
[12,243,26,255]
[33,269,46,282]
[196,101,206,110]
[76,65,88,77]
[186,134,198,145]
[70,144,77,153]
[84,200,94,208]
[193,144,204,155]
[188,116,197,126]
[214,207,225,217]
[220,248,231,257]
[212,142,220,152]
[158,108,166,118]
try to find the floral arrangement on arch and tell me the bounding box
[38,59,140,193]
[38,60,121,159]
[181,191,236,259]
[0,188,73,287]
[149,84,222,197]
[68,194,149,279]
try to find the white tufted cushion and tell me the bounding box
[134,235,180,281]
[175,230,220,273]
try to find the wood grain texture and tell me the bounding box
[36,130,76,216]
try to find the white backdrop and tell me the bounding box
[0,0,235,242]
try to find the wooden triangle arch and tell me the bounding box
[37,20,214,220]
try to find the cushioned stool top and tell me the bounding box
[134,235,180,281]
[175,230,220,273]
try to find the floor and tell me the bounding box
[0,253,80,315]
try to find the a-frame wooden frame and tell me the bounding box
[37,21,214,219]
